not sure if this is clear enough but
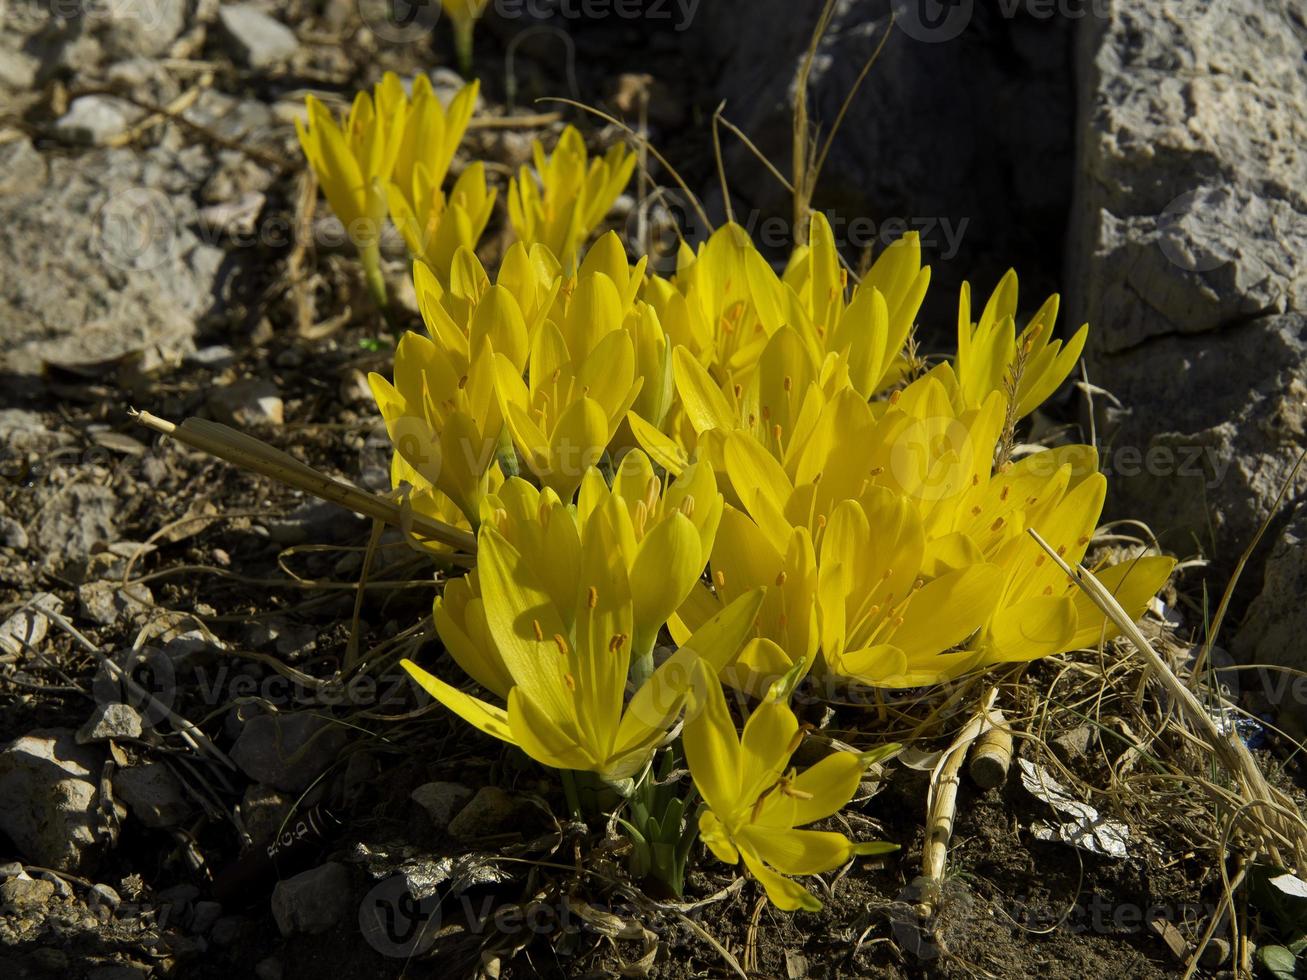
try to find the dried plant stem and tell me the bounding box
[1028,529,1306,869]
[921,687,998,911]
[130,411,476,554]
[968,708,1013,790]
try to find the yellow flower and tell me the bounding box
[368,333,502,526]
[979,463,1176,663]
[955,270,1088,419]
[389,162,496,282]
[392,76,478,200]
[295,72,410,302]
[751,211,930,398]
[414,242,562,371]
[577,450,723,662]
[684,661,896,911]
[672,506,819,697]
[494,321,643,501]
[405,518,765,781]
[508,126,635,270]
[815,485,1004,687]
[388,449,497,555]
[434,478,574,699]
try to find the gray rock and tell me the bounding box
[78,703,144,743]
[88,882,122,912]
[0,145,225,376]
[207,378,284,427]
[31,867,74,899]
[0,593,63,657]
[410,781,473,831]
[190,900,223,935]
[210,914,247,945]
[0,516,29,551]
[1068,3,1307,571]
[54,96,137,146]
[0,729,107,871]
[0,861,22,879]
[0,874,56,910]
[255,957,285,980]
[33,485,118,563]
[78,581,155,627]
[0,47,38,90]
[262,501,365,545]
[230,713,348,793]
[96,0,188,59]
[447,786,529,841]
[687,1,1074,313]
[218,5,300,68]
[113,763,190,828]
[270,863,350,936]
[1236,503,1307,724]
[0,140,46,198]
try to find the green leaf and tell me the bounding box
[1257,945,1298,980]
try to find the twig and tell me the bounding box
[129,410,476,554]
[968,707,1013,790]
[921,687,998,911]
[1028,528,1307,869]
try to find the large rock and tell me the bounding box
[230,713,349,793]
[687,1,1076,325]
[1066,2,1307,715]
[0,729,113,871]
[1234,502,1307,726]
[270,863,350,936]
[0,141,225,375]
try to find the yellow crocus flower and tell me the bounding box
[955,270,1088,418]
[671,505,820,697]
[684,661,896,911]
[405,520,765,782]
[368,333,502,526]
[415,243,562,370]
[494,323,643,501]
[508,126,635,270]
[577,450,723,663]
[440,0,489,77]
[389,162,496,283]
[295,72,410,306]
[752,212,930,398]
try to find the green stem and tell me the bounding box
[454,18,475,79]
[560,769,583,820]
[359,243,402,334]
[629,635,657,689]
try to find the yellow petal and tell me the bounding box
[401,658,516,746]
[1066,555,1175,650]
[987,595,1078,662]
[738,845,822,912]
[683,661,742,816]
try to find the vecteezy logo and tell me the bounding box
[91,187,177,273]
[359,875,442,958]
[91,645,176,727]
[357,0,441,43]
[624,187,704,277]
[889,875,976,961]
[1156,189,1233,274]
[892,0,973,42]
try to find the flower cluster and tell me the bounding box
[316,76,1174,910]
[296,75,633,308]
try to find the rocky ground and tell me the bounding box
[2,1,1306,978]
